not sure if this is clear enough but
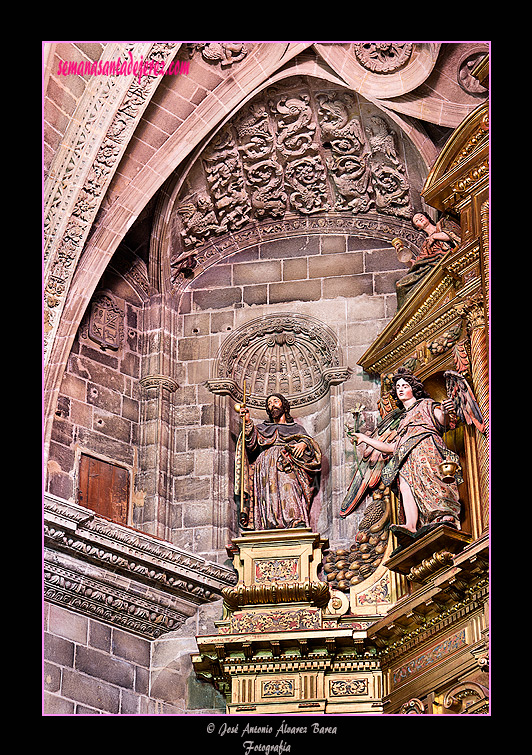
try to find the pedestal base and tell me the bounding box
[192,528,385,714]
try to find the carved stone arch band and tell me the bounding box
[206,313,351,408]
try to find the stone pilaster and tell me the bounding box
[135,294,179,540]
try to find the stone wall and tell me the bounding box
[46,229,407,561]
[44,601,225,714]
[168,232,405,552]
[46,284,143,507]
[44,602,153,714]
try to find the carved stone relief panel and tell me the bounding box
[170,78,419,278]
[87,291,124,351]
[202,128,252,233]
[269,91,329,216]
[78,289,125,352]
[234,101,286,219]
[317,92,373,213]
[353,43,413,74]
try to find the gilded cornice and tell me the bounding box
[449,115,489,171]
[367,534,488,658]
[423,99,488,183]
[358,244,481,376]
[374,581,488,663]
[422,100,489,213]
[194,627,376,672]
[194,572,488,680]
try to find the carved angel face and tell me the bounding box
[395,378,414,403]
[412,213,431,231]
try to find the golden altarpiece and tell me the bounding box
[192,86,489,715]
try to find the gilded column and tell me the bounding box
[456,296,489,532]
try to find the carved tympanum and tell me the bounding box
[170,82,415,257]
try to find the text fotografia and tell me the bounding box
[207,720,338,752]
[56,53,190,83]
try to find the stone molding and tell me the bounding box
[172,212,425,294]
[44,548,190,639]
[43,42,181,367]
[44,494,237,638]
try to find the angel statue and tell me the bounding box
[340,368,485,544]
[395,212,462,308]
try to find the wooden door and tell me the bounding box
[78,454,129,525]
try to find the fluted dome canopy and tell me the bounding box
[207,313,351,409]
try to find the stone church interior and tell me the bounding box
[43,41,490,717]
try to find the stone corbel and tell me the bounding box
[443,681,489,714]
[399,698,426,714]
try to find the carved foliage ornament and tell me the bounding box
[173,85,414,258]
[44,555,187,639]
[330,678,368,696]
[443,681,489,714]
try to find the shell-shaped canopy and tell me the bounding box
[208,313,351,409]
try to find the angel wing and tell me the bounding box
[444,370,485,433]
[340,408,402,518]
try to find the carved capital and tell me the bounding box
[453,293,486,332]
[139,374,179,392]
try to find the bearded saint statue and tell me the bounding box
[234,393,321,530]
